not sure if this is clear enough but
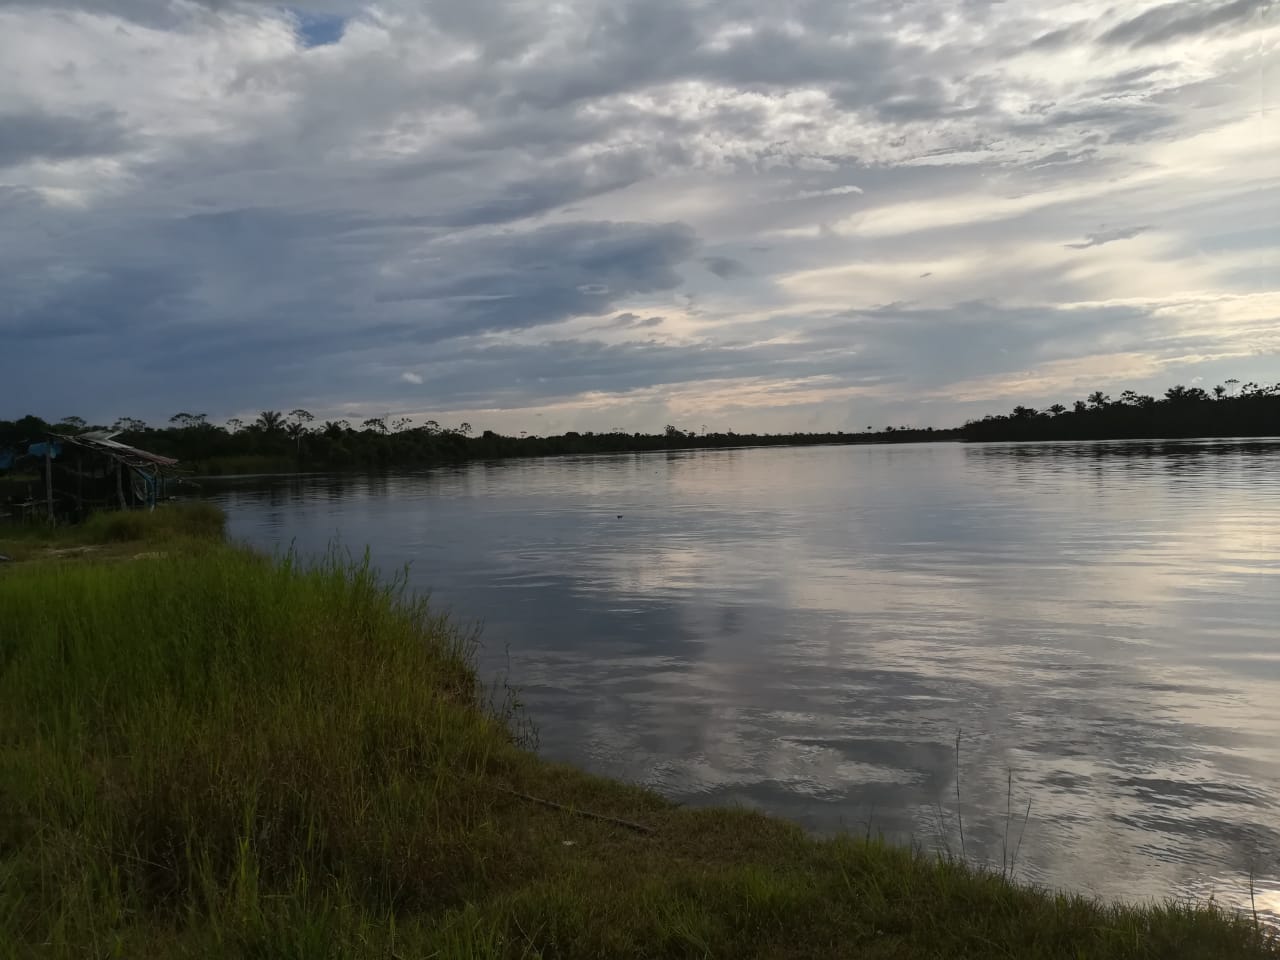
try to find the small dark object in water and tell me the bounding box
[616,514,623,518]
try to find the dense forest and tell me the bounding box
[960,380,1280,442]
[3,378,1278,478]
[0,411,951,475]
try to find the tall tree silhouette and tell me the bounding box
[256,411,285,434]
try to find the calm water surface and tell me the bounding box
[206,440,1280,917]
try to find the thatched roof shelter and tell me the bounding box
[0,430,181,525]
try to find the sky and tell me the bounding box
[1,0,1277,435]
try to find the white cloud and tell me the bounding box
[0,0,1276,429]
[795,185,863,199]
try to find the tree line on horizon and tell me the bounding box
[3,378,1277,474]
[0,411,949,473]
[960,380,1280,442]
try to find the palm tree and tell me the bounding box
[256,410,284,434]
[1087,391,1110,409]
[1047,404,1067,416]
[285,421,306,442]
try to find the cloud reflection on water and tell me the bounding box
[210,439,1280,916]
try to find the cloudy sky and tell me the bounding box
[1,0,1277,433]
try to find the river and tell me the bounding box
[206,438,1280,918]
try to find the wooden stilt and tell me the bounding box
[45,445,54,526]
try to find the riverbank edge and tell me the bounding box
[1,505,1275,959]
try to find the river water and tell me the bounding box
[206,439,1280,917]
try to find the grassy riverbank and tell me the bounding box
[1,508,1275,958]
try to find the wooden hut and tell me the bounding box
[0,431,180,525]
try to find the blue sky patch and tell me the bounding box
[289,9,347,48]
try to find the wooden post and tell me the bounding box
[45,445,54,526]
[116,460,127,510]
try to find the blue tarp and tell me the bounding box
[130,467,159,508]
[0,440,64,471]
[26,440,62,459]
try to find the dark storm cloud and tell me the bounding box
[1100,0,1275,47]
[0,264,196,339]
[372,331,890,409]
[0,185,48,214]
[0,206,702,433]
[702,256,749,278]
[1030,24,1087,49]
[370,299,1168,412]
[0,0,360,19]
[1008,102,1178,146]
[453,0,957,126]
[375,221,697,339]
[797,301,1156,386]
[0,110,131,168]
[0,0,214,28]
[347,299,1162,413]
[1,308,861,417]
[1097,64,1174,91]
[1066,226,1152,249]
[609,313,665,329]
[701,27,903,96]
[483,0,703,110]
[421,157,652,229]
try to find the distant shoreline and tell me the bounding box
[177,429,959,476]
[6,380,1277,477]
[185,432,1280,479]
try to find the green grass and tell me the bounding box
[76,499,227,543]
[0,511,1275,958]
[0,501,225,561]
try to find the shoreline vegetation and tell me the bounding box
[3,380,1277,479]
[2,506,1277,958]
